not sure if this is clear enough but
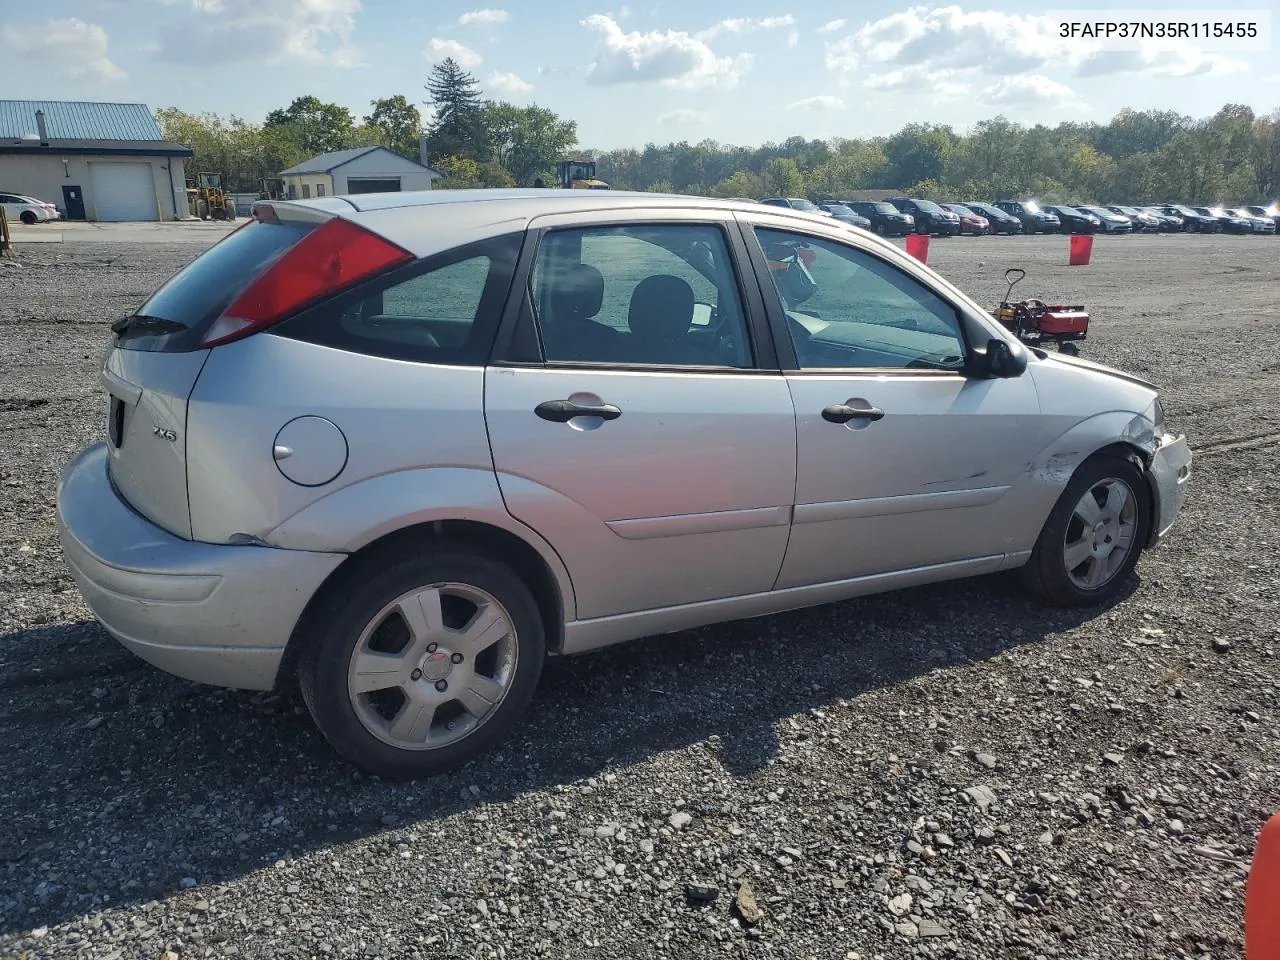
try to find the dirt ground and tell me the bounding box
[1,230,1278,960]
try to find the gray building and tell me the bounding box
[279,146,441,200]
[0,100,192,222]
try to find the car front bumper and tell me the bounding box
[56,442,345,690]
[1146,433,1193,546]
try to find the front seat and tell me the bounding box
[542,263,617,362]
[627,274,696,365]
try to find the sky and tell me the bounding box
[0,0,1276,150]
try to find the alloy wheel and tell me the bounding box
[1063,478,1138,591]
[346,583,518,751]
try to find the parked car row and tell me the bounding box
[756,195,1279,238]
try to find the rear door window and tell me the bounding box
[527,223,753,368]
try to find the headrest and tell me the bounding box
[548,263,605,320]
[627,274,694,342]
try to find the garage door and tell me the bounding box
[346,178,401,194]
[89,163,157,221]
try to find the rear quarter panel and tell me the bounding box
[185,334,494,544]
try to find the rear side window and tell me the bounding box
[119,219,315,351]
[274,233,522,365]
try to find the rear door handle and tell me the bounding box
[822,403,885,424]
[535,399,623,422]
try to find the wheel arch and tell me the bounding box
[275,518,572,692]
[1023,411,1161,554]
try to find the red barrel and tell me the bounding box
[1247,812,1280,960]
[905,233,929,263]
[1069,234,1093,265]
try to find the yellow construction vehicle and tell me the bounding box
[186,172,236,220]
[556,159,609,189]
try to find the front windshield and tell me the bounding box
[871,202,899,214]
[791,199,818,211]
[1053,205,1081,216]
[1024,200,1042,213]
[912,199,944,214]
[1173,205,1197,215]
[946,204,974,216]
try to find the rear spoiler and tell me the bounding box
[251,197,356,224]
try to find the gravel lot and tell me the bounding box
[2,230,1278,960]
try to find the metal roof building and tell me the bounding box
[0,99,193,222]
[278,145,441,201]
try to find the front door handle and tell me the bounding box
[535,399,623,422]
[822,403,885,424]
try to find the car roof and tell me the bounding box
[270,188,829,223]
[265,188,878,258]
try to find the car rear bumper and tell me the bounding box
[1146,433,1192,546]
[56,442,345,690]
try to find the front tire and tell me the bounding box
[1021,454,1150,607]
[298,545,546,779]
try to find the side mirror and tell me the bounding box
[980,338,1027,378]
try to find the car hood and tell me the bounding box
[1039,349,1159,392]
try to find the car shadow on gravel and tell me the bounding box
[0,571,1134,934]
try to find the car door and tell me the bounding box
[484,208,797,621]
[737,211,1057,589]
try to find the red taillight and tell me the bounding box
[200,217,413,347]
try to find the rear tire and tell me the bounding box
[19,210,37,225]
[298,545,546,779]
[1021,454,1150,607]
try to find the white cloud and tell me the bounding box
[817,18,847,34]
[429,37,482,67]
[863,66,971,98]
[581,14,754,89]
[155,0,361,67]
[697,15,794,41]
[787,30,799,48]
[1075,47,1247,79]
[981,74,1078,106]
[0,18,127,80]
[787,95,845,111]
[459,8,508,26]
[658,107,710,124]
[487,70,532,92]
[825,6,1059,77]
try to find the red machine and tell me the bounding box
[992,268,1088,355]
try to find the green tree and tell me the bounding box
[1064,143,1117,202]
[710,170,768,198]
[263,95,355,155]
[365,95,422,160]
[1251,109,1280,200]
[882,123,957,187]
[766,157,805,196]
[481,102,578,185]
[423,57,488,161]
[155,107,305,193]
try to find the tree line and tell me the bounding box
[158,67,1280,206]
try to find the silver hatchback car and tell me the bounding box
[57,190,1192,778]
